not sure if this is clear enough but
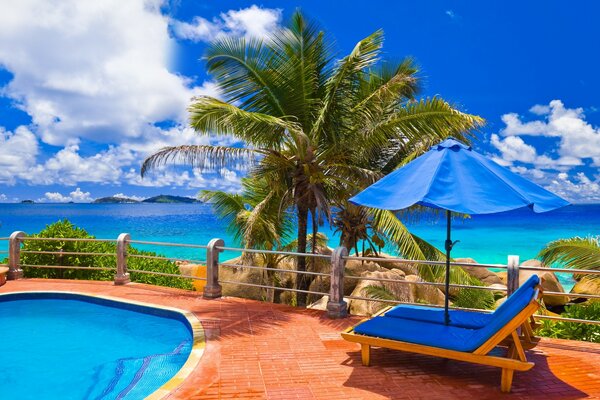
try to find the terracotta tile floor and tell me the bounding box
[3,279,600,400]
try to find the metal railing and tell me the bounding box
[2,231,599,326]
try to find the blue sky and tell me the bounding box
[1,0,599,203]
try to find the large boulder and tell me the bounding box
[404,275,447,305]
[571,277,600,302]
[494,260,569,306]
[348,269,445,316]
[370,252,420,276]
[519,259,569,307]
[178,262,206,292]
[454,258,503,285]
[488,283,509,299]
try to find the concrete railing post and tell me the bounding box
[8,231,25,280]
[204,238,224,299]
[507,255,520,296]
[114,233,131,285]
[327,246,348,319]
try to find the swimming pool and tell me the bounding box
[0,292,203,400]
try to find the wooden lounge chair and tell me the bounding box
[381,275,542,349]
[341,276,542,393]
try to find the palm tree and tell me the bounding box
[141,11,483,305]
[539,236,600,276]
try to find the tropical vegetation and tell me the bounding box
[141,11,483,305]
[15,220,193,290]
[539,236,600,274]
[538,301,600,343]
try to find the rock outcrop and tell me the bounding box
[347,269,445,316]
[570,277,600,302]
[454,257,503,285]
[497,259,569,307]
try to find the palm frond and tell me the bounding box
[189,96,304,148]
[199,190,246,241]
[538,236,600,273]
[311,29,384,139]
[365,97,484,172]
[140,145,258,176]
[363,285,397,301]
[204,36,286,116]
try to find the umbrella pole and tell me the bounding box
[444,210,452,325]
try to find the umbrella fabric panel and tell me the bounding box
[349,138,569,214]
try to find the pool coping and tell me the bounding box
[0,290,205,400]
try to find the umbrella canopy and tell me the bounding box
[350,137,570,214]
[349,137,569,324]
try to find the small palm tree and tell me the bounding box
[539,236,600,276]
[142,11,483,305]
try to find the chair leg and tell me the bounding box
[361,344,371,367]
[501,368,514,393]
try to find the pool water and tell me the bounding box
[0,293,193,400]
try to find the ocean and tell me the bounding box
[1,203,598,289]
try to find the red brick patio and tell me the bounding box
[3,279,600,400]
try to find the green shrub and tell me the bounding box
[20,220,193,290]
[538,301,600,343]
[452,286,496,310]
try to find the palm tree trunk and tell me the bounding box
[340,233,355,254]
[296,204,309,306]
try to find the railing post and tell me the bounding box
[114,233,131,285]
[507,255,520,296]
[204,238,224,299]
[327,246,348,319]
[8,231,25,280]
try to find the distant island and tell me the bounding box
[21,200,35,204]
[142,195,199,204]
[93,196,140,204]
[93,195,199,204]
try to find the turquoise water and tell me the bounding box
[0,293,192,400]
[0,203,598,288]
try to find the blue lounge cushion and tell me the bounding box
[354,316,479,352]
[354,276,539,352]
[385,305,492,328]
[384,275,540,328]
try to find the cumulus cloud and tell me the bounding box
[40,187,93,203]
[20,145,131,186]
[490,100,600,202]
[0,126,39,184]
[0,1,269,193]
[171,5,281,42]
[0,0,201,146]
[546,172,600,203]
[500,100,600,164]
[125,166,241,191]
[113,193,145,202]
[0,194,7,202]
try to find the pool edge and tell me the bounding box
[0,290,205,400]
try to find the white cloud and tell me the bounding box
[39,187,92,203]
[490,100,600,203]
[113,193,145,202]
[125,166,242,191]
[171,5,281,42]
[0,126,39,184]
[0,194,7,202]
[490,133,582,170]
[41,192,70,203]
[20,145,131,186]
[500,100,600,163]
[546,172,600,203]
[0,2,271,194]
[490,134,537,164]
[0,0,200,146]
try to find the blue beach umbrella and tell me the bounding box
[349,137,570,324]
